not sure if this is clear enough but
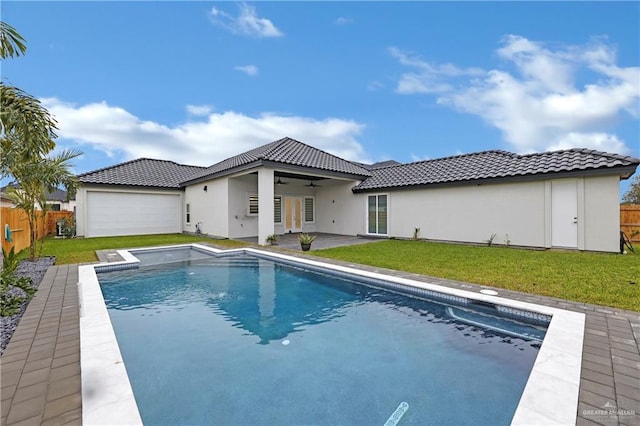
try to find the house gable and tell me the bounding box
[180,137,372,186]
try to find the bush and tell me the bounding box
[1,248,36,316]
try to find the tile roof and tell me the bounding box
[78,158,206,189]
[182,137,371,184]
[352,160,402,170]
[45,188,70,201]
[353,148,640,192]
[1,184,72,201]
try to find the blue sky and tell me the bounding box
[3,1,639,194]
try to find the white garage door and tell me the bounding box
[87,191,181,237]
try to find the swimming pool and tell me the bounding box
[78,244,585,425]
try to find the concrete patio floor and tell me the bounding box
[1,241,639,425]
[237,232,383,250]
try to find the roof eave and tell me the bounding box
[179,160,264,187]
[180,160,370,187]
[79,182,184,191]
[261,160,371,180]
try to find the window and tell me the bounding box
[248,195,259,215]
[274,196,282,223]
[367,194,387,235]
[304,197,314,223]
[248,195,283,224]
[186,203,191,224]
[49,203,61,212]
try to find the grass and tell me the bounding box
[312,240,640,312]
[22,235,639,311]
[29,234,250,264]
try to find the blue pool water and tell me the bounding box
[98,249,546,425]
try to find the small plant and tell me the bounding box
[265,234,278,245]
[1,247,37,316]
[298,233,316,244]
[504,234,511,247]
[2,247,20,274]
[413,227,421,240]
[298,233,316,251]
[485,233,497,247]
[60,216,76,238]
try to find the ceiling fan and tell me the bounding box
[275,177,289,185]
[305,181,321,188]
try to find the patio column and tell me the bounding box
[258,168,275,246]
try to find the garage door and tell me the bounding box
[87,191,181,237]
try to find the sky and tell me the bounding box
[2,1,639,195]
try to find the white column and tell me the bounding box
[258,168,275,245]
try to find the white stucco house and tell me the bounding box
[75,137,639,253]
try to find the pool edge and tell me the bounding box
[79,243,585,425]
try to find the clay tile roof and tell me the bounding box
[353,148,640,192]
[78,158,206,189]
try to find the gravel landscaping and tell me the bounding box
[0,256,56,355]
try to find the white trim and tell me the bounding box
[79,244,584,425]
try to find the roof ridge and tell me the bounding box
[261,136,372,174]
[258,136,293,159]
[382,149,517,170]
[517,148,640,162]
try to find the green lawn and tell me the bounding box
[27,235,639,311]
[32,234,250,264]
[312,240,640,312]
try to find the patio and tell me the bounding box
[1,242,639,425]
[237,232,383,250]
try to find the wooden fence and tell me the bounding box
[621,204,640,243]
[1,207,74,254]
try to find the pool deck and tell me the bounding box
[1,242,639,425]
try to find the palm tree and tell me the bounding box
[7,150,81,259]
[0,21,26,58]
[1,21,81,259]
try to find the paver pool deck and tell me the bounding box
[1,240,639,425]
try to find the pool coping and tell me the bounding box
[79,243,585,425]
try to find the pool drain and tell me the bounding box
[384,402,409,426]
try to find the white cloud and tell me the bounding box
[234,65,259,76]
[210,3,283,38]
[186,104,214,116]
[388,47,483,94]
[41,98,368,167]
[391,36,639,154]
[547,132,628,153]
[334,17,353,26]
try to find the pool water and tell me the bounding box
[98,250,546,425]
